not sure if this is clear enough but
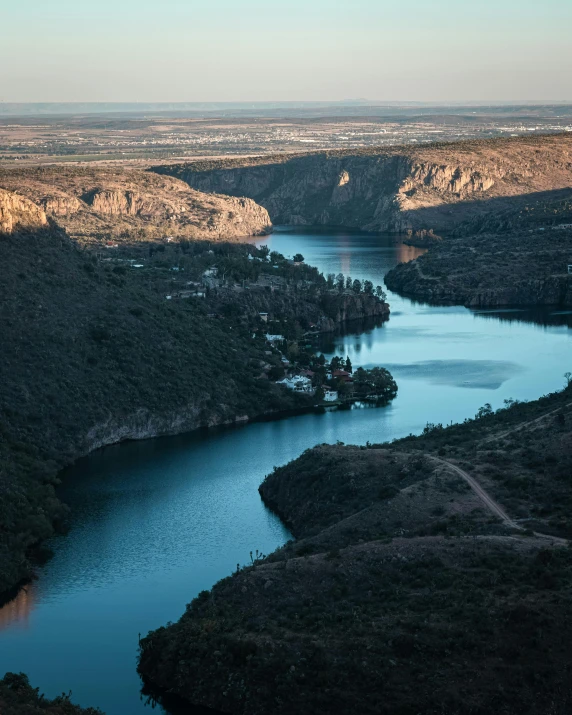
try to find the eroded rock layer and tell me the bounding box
[153,134,572,233]
[0,167,271,243]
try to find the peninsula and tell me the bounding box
[139,383,572,715]
[0,183,391,599]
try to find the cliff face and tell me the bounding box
[153,134,572,233]
[0,188,48,233]
[321,292,389,326]
[0,167,271,244]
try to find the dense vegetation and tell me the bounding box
[139,384,572,715]
[385,226,572,307]
[0,227,334,597]
[0,673,101,715]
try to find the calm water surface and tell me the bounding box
[1,230,571,714]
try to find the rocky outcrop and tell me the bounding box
[153,134,572,234]
[84,188,143,215]
[39,193,82,216]
[321,292,389,326]
[0,189,48,233]
[0,167,271,244]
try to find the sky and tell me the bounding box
[1,0,571,103]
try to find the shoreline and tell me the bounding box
[0,310,391,605]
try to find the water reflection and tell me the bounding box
[0,586,35,630]
[473,307,572,329]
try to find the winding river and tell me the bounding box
[1,230,571,714]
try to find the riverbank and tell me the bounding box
[138,383,572,715]
[0,673,102,715]
[385,226,572,308]
[3,228,572,715]
[0,209,392,599]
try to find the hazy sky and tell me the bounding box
[2,0,571,103]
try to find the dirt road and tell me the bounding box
[427,455,568,546]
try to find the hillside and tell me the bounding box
[138,385,572,715]
[0,166,271,244]
[0,189,390,598]
[151,133,572,234]
[385,226,572,307]
[0,673,101,715]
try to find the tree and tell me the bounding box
[375,285,386,300]
[330,356,343,371]
[287,341,299,361]
[352,279,362,293]
[293,253,304,263]
[363,279,374,295]
[564,371,572,387]
[345,356,352,373]
[326,273,335,289]
[475,403,493,419]
[268,365,285,381]
[336,273,345,292]
[257,245,270,259]
[352,367,397,400]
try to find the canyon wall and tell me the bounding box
[0,167,271,243]
[154,134,572,233]
[0,188,48,234]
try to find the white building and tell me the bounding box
[323,389,338,402]
[265,333,285,344]
[278,375,314,395]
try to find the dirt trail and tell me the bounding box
[427,455,517,527]
[427,455,568,546]
[479,401,572,446]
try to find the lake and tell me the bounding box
[1,230,570,714]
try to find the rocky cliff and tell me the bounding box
[152,134,572,233]
[0,188,48,234]
[208,285,389,333]
[0,167,271,244]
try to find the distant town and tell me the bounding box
[1,104,571,165]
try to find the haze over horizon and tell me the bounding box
[2,0,571,104]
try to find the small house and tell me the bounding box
[265,333,285,344]
[278,375,314,395]
[323,390,338,402]
[332,369,353,382]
